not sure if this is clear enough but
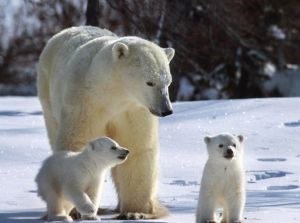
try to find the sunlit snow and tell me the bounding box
[0,97,299,222]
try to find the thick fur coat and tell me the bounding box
[37,26,175,219]
[35,137,129,221]
[196,133,246,223]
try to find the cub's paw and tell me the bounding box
[69,208,81,220]
[81,214,99,221]
[77,203,96,216]
[117,212,147,220]
[206,220,217,223]
[48,215,73,222]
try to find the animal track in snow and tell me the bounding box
[0,110,42,116]
[169,180,199,186]
[284,120,300,127]
[247,170,292,183]
[257,158,286,162]
[267,185,299,190]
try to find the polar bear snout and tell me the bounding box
[150,106,173,117]
[161,108,173,117]
[224,148,234,159]
[160,94,173,117]
[117,148,130,160]
[150,94,173,117]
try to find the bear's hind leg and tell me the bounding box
[46,191,71,221]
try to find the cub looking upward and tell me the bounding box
[36,137,129,221]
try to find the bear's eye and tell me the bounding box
[111,146,117,150]
[146,82,155,87]
[219,144,224,148]
[233,143,236,147]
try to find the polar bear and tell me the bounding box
[35,137,129,222]
[196,133,246,223]
[37,26,175,219]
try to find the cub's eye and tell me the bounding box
[219,144,224,148]
[233,144,236,148]
[146,82,155,87]
[111,146,117,150]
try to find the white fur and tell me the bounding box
[196,133,246,223]
[35,137,129,221]
[37,26,175,219]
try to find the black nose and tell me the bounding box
[227,149,233,155]
[124,150,130,155]
[161,109,173,117]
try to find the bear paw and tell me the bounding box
[69,208,81,220]
[48,215,73,222]
[205,220,217,223]
[117,212,147,220]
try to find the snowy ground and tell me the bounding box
[0,97,299,223]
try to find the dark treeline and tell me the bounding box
[0,0,299,99]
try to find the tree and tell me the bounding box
[86,0,101,26]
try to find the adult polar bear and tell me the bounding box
[37,26,175,220]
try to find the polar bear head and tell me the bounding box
[87,137,129,166]
[204,133,244,161]
[111,37,175,117]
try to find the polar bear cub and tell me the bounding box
[35,137,129,221]
[196,133,245,223]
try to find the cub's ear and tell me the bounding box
[237,135,244,143]
[204,136,211,144]
[164,48,175,62]
[112,42,129,60]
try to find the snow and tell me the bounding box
[264,68,300,96]
[268,25,286,40]
[201,88,218,100]
[263,62,276,77]
[0,0,23,49]
[176,77,195,101]
[0,97,300,222]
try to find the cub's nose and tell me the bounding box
[227,148,233,156]
[118,149,130,160]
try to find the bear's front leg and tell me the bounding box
[226,191,245,223]
[111,109,167,220]
[84,180,101,221]
[196,193,217,223]
[64,186,97,219]
[112,149,167,220]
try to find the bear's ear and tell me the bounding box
[164,48,175,62]
[204,136,211,144]
[237,135,244,143]
[112,42,129,60]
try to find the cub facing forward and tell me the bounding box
[35,137,129,221]
[196,133,245,223]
